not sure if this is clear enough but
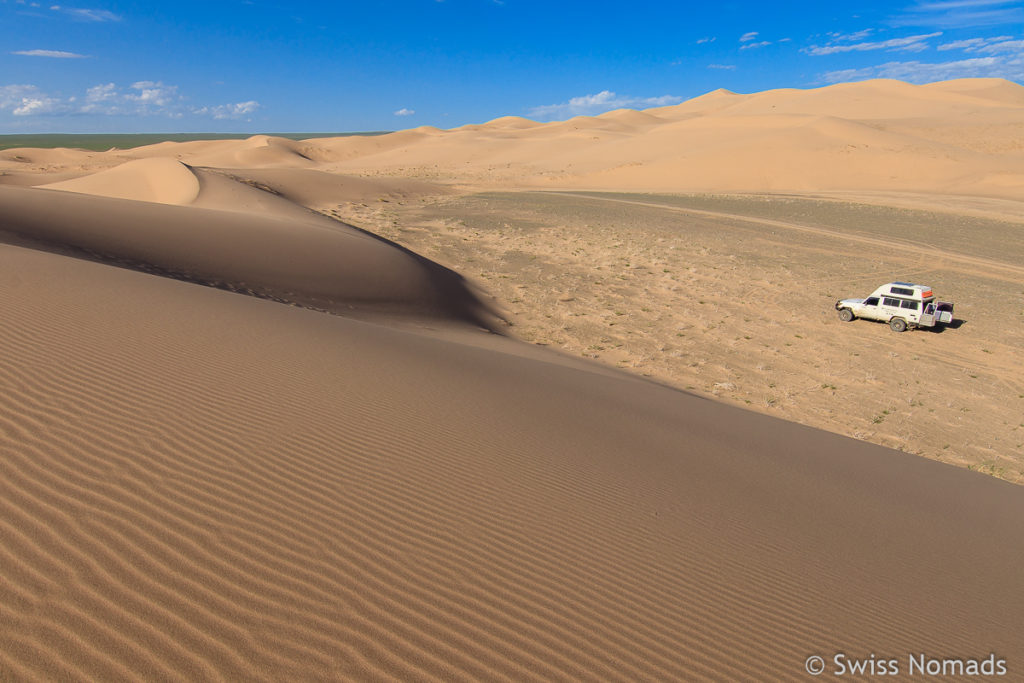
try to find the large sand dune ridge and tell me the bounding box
[2,240,1023,679]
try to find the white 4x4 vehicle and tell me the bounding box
[835,282,954,332]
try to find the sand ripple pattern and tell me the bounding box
[1,244,1024,680]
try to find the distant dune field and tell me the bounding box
[4,77,1024,200]
[1,78,1023,679]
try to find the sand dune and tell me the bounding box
[209,168,450,207]
[4,78,1023,200]
[0,185,494,326]
[924,77,1024,105]
[687,79,1014,119]
[2,237,1023,680]
[558,113,1008,193]
[177,134,319,169]
[0,146,96,167]
[2,77,1024,678]
[598,108,669,128]
[308,78,1023,197]
[481,115,544,130]
[41,158,201,205]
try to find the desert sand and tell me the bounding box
[1,78,1023,679]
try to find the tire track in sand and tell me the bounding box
[543,191,1024,281]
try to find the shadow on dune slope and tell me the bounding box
[0,184,501,331]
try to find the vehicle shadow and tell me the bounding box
[928,319,966,333]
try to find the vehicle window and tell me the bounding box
[900,300,919,310]
[865,297,879,306]
[891,287,914,296]
[882,297,900,307]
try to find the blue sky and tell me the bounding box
[1,0,1022,132]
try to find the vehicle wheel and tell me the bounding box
[889,317,907,333]
[838,308,854,322]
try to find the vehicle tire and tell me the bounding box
[889,317,907,333]
[838,308,854,322]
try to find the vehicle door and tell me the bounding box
[920,301,936,327]
[859,296,883,320]
[936,302,954,324]
[880,296,904,321]
[899,298,921,324]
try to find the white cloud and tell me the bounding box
[14,98,57,115]
[707,63,737,70]
[740,31,759,42]
[828,29,875,42]
[0,84,64,116]
[975,38,1024,52]
[937,35,1013,50]
[192,101,261,120]
[1,81,262,120]
[49,5,121,21]
[127,81,179,108]
[893,0,1024,27]
[916,0,1019,6]
[85,82,117,102]
[394,107,415,116]
[528,90,684,120]
[805,32,942,55]
[740,40,771,50]
[12,49,87,58]
[223,100,259,117]
[819,54,1024,83]
[697,36,716,44]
